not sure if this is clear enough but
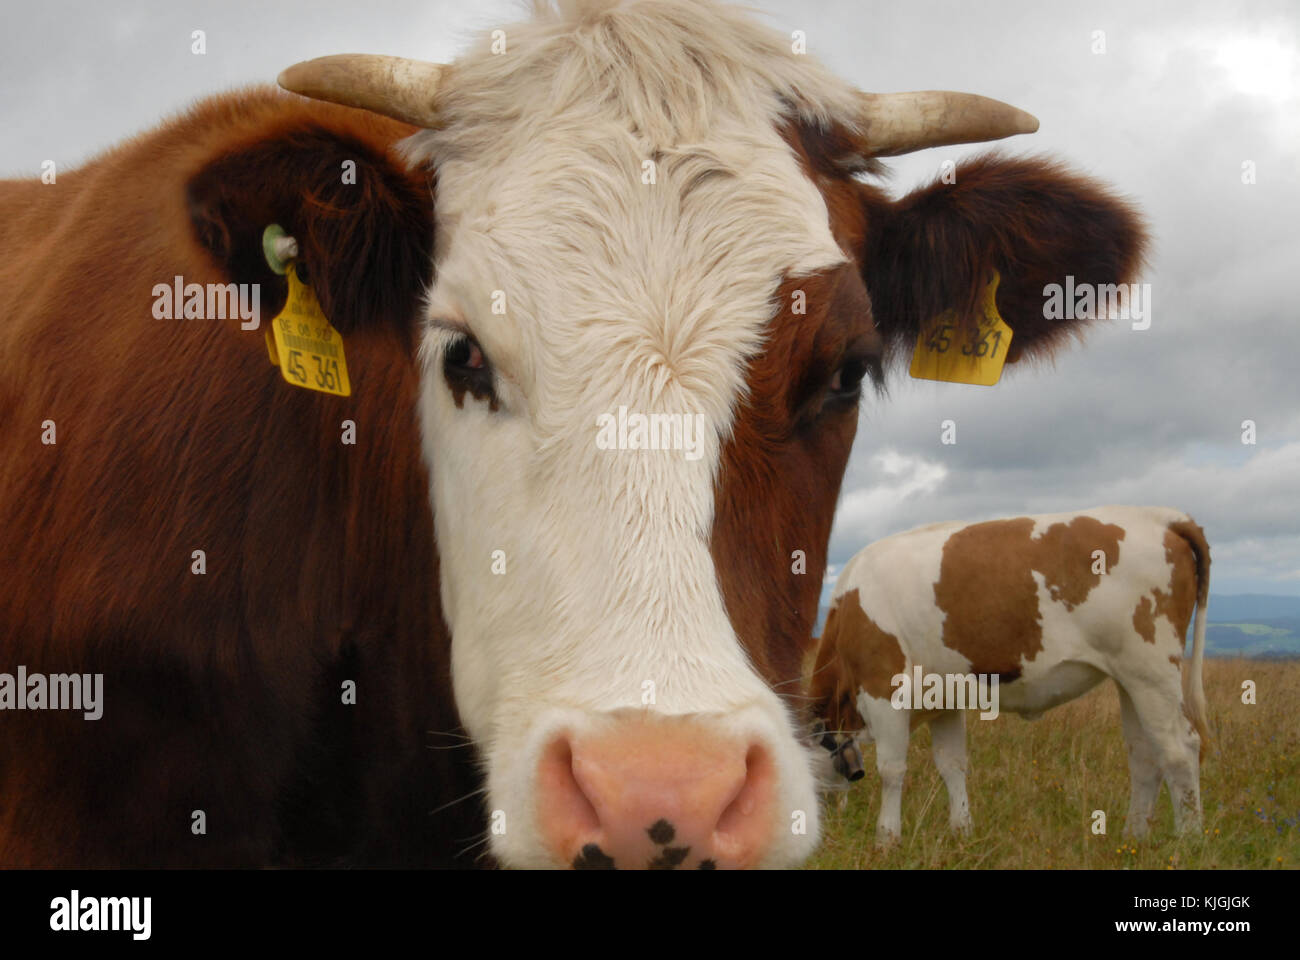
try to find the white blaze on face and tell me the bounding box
[402,0,863,867]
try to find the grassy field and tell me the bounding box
[807,658,1300,869]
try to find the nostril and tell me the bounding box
[536,722,782,869]
[537,735,601,854]
[714,743,775,858]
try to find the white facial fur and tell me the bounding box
[404,0,864,867]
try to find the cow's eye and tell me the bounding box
[445,336,485,371]
[443,333,494,403]
[828,355,871,402]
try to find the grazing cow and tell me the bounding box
[0,0,1146,868]
[811,506,1210,845]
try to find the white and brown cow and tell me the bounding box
[1,0,1146,868]
[812,506,1210,844]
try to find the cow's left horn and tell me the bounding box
[855,91,1038,157]
[278,54,446,128]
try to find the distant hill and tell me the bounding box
[1204,617,1300,660]
[813,594,1300,660]
[1202,594,1300,621]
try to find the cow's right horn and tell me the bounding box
[278,54,446,128]
[855,90,1039,157]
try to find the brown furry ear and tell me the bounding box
[187,124,433,343]
[860,154,1148,364]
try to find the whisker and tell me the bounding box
[804,659,837,681]
[768,674,808,690]
[428,785,489,817]
[455,832,495,861]
[426,729,475,742]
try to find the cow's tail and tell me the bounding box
[1170,517,1211,761]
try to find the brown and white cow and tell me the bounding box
[0,0,1146,868]
[811,506,1210,845]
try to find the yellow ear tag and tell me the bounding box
[265,262,352,397]
[909,270,1013,387]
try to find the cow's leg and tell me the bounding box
[866,699,910,846]
[1120,675,1202,834]
[1118,685,1161,838]
[929,711,971,834]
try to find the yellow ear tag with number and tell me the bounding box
[909,270,1013,387]
[264,262,352,397]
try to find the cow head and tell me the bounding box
[255,0,1143,868]
[808,593,875,758]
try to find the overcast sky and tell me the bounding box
[3,0,1296,600]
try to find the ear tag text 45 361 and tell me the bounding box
[909,270,1013,387]
[263,262,352,397]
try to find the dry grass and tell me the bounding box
[806,659,1300,869]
